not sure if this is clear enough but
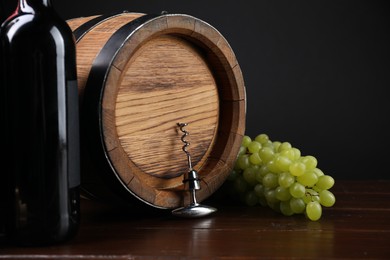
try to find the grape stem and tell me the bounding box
[305,190,319,201]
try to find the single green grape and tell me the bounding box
[280,149,295,161]
[243,167,258,186]
[275,186,292,201]
[280,201,294,216]
[272,141,281,152]
[291,147,301,160]
[262,140,274,149]
[297,171,318,187]
[319,190,336,207]
[306,201,322,221]
[255,166,268,183]
[289,182,306,198]
[259,165,270,175]
[267,160,281,174]
[249,152,262,165]
[275,155,292,172]
[278,142,292,152]
[262,173,279,188]
[316,175,335,190]
[258,147,275,163]
[264,189,278,204]
[254,183,265,197]
[313,168,325,177]
[301,155,318,170]
[289,161,306,177]
[278,172,295,188]
[237,154,250,170]
[242,135,252,147]
[255,134,269,144]
[248,141,262,153]
[290,198,306,213]
[238,146,247,156]
[264,189,279,205]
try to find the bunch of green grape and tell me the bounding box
[227,134,335,221]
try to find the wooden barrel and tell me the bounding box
[67,12,246,209]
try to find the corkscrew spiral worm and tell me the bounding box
[178,123,193,170]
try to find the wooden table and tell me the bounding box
[1,180,389,259]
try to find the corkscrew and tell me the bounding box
[172,123,217,218]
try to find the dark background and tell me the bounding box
[2,0,390,180]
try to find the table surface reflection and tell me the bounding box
[1,180,390,259]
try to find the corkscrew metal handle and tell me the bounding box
[172,123,217,218]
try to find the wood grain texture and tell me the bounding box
[115,35,218,179]
[67,13,246,208]
[1,181,389,259]
[67,13,144,99]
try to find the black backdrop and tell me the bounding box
[2,0,390,180]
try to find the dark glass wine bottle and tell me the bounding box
[0,0,80,245]
[0,1,5,25]
[0,0,6,243]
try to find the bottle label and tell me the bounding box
[67,80,81,188]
